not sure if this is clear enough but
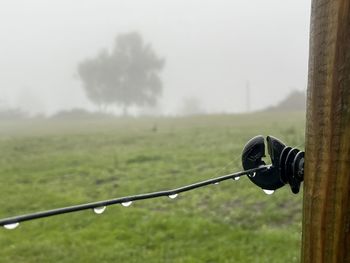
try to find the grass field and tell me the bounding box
[0,112,305,262]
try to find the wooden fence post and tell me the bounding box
[302,0,350,262]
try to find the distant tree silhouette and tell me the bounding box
[78,32,165,115]
[264,90,306,112]
[180,97,206,116]
[51,109,113,120]
[0,108,27,120]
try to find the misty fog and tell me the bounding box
[0,0,310,116]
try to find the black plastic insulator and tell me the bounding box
[242,135,286,191]
[292,151,304,190]
[242,135,305,194]
[279,146,292,184]
[285,148,301,193]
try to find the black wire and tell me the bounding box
[0,166,269,227]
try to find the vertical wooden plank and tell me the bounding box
[302,0,350,262]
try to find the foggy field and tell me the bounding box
[0,112,305,262]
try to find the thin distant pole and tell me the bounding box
[246,81,250,113]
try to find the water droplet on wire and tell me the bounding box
[214,182,219,185]
[3,222,19,230]
[93,206,106,214]
[168,194,178,199]
[121,201,132,207]
[234,177,240,181]
[263,189,275,195]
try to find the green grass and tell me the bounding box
[0,112,305,262]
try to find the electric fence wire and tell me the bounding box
[0,165,270,229]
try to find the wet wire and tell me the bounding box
[0,165,269,228]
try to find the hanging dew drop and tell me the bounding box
[214,182,219,185]
[263,189,275,195]
[168,194,178,199]
[121,201,132,207]
[3,222,19,230]
[93,206,106,214]
[234,177,240,181]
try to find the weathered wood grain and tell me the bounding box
[302,0,350,262]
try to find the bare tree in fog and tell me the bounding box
[78,32,165,115]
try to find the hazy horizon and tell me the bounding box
[0,0,311,116]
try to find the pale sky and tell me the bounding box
[0,0,311,115]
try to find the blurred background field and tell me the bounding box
[0,1,311,261]
[0,112,304,262]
